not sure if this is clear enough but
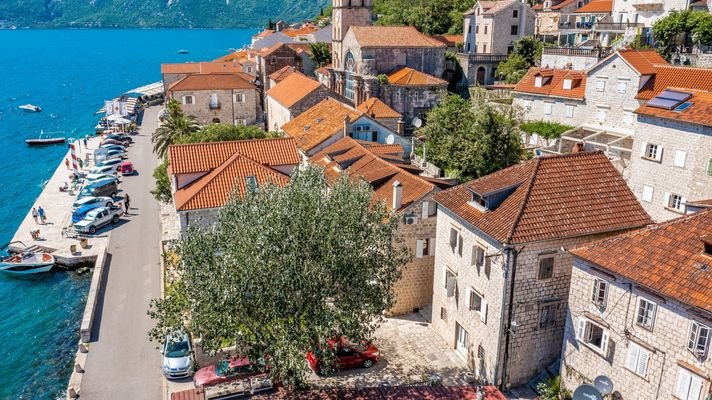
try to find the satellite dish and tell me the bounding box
[385,134,395,145]
[573,384,603,400]
[594,375,614,395]
[412,117,423,128]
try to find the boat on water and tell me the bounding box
[19,104,42,112]
[25,130,66,146]
[178,49,189,54]
[0,252,54,274]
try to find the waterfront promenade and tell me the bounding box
[79,106,163,399]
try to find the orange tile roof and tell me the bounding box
[636,65,712,100]
[214,50,249,62]
[168,138,300,175]
[635,88,712,128]
[357,98,402,119]
[268,65,298,83]
[575,0,612,12]
[467,0,517,15]
[433,152,652,244]
[532,0,575,10]
[387,67,448,86]
[266,72,323,108]
[618,49,668,76]
[310,137,436,212]
[350,26,447,49]
[513,67,587,100]
[174,152,290,211]
[281,26,319,37]
[431,34,463,47]
[571,210,712,313]
[357,141,405,156]
[287,43,314,55]
[161,61,245,75]
[316,64,332,76]
[281,98,363,154]
[168,73,256,92]
[253,29,274,38]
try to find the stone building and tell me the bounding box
[626,65,712,222]
[532,0,584,43]
[266,65,298,89]
[309,137,452,316]
[561,210,712,399]
[356,97,403,133]
[512,67,588,126]
[265,72,338,132]
[167,73,260,126]
[430,151,651,387]
[160,61,253,94]
[256,43,304,92]
[379,67,448,131]
[167,138,300,233]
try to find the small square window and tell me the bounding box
[539,304,556,328]
[469,289,483,312]
[668,193,684,211]
[565,104,575,118]
[644,144,658,160]
[544,102,553,115]
[591,278,608,310]
[511,25,519,35]
[596,79,606,92]
[538,257,554,280]
[472,245,486,270]
[687,320,710,358]
[641,185,653,203]
[513,9,519,17]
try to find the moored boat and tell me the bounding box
[0,252,54,274]
[19,104,42,112]
[25,130,66,146]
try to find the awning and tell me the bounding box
[96,97,138,115]
[95,81,164,114]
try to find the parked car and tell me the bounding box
[193,357,270,389]
[85,173,119,184]
[100,144,128,152]
[94,158,122,170]
[107,133,132,143]
[306,338,380,375]
[100,139,127,148]
[90,164,119,176]
[162,331,195,380]
[94,152,123,165]
[73,206,122,234]
[119,161,135,176]
[72,196,113,211]
[77,178,118,199]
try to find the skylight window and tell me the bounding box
[674,102,693,113]
[647,90,693,110]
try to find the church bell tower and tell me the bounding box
[332,0,372,70]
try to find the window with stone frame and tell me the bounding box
[576,318,610,356]
[539,303,556,328]
[182,95,195,105]
[636,297,657,330]
[642,143,661,161]
[510,25,519,35]
[468,289,483,312]
[625,341,650,377]
[513,9,518,17]
[667,193,685,212]
[687,320,710,359]
[449,227,463,256]
[344,51,356,101]
[538,256,554,280]
[472,244,486,272]
[675,367,704,400]
[591,278,608,310]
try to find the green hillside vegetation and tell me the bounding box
[374,0,475,35]
[0,0,329,28]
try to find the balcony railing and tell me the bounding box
[596,22,643,31]
[459,53,509,62]
[209,102,221,110]
[542,47,613,58]
[558,21,594,30]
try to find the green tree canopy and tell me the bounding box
[496,36,543,83]
[151,99,200,159]
[520,120,573,139]
[148,166,408,387]
[653,10,712,54]
[309,42,332,67]
[420,94,523,180]
[374,0,474,35]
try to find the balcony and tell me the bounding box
[596,22,643,32]
[209,102,221,110]
[542,47,612,58]
[457,53,509,63]
[558,21,594,31]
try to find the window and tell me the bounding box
[209,93,220,109]
[675,368,704,400]
[636,297,656,330]
[616,79,628,93]
[468,289,488,323]
[623,110,634,125]
[182,95,195,105]
[708,158,712,176]
[245,175,257,191]
[246,66,252,73]
[421,200,436,218]
[565,104,575,118]
[344,51,356,101]
[476,25,479,34]
[642,185,654,203]
[687,321,710,358]
[468,25,472,34]
[440,307,448,321]
[544,102,553,115]
[416,238,435,258]
[270,56,276,64]
[576,318,610,356]
[641,142,662,162]
[449,227,463,256]
[666,193,685,212]
[563,78,573,90]
[538,257,554,280]
[625,342,650,377]
[513,9,519,17]
[234,93,245,103]
[535,76,543,87]
[484,26,488,34]
[596,79,606,92]
[511,25,519,35]
[539,304,555,328]
[443,268,457,297]
[472,245,487,273]
[522,100,532,111]
[595,107,607,122]
[674,150,687,168]
[456,323,469,356]
[483,44,487,53]
[591,278,608,309]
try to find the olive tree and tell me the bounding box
[148,166,408,387]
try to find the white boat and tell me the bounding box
[19,104,42,112]
[0,252,54,274]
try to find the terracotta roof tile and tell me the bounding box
[213,50,250,62]
[268,65,298,83]
[174,153,290,211]
[636,65,712,100]
[316,64,332,76]
[310,137,436,212]
[433,152,652,244]
[286,43,315,55]
[253,29,274,38]
[281,99,363,153]
[467,0,517,15]
[431,34,464,47]
[161,61,245,75]
[534,0,575,10]
[635,88,712,127]
[350,26,447,48]
[168,73,256,92]
[387,67,448,86]
[575,0,613,12]
[357,141,405,156]
[266,73,323,108]
[572,210,712,313]
[618,49,668,76]
[281,25,319,37]
[168,138,300,175]
[513,67,586,100]
[357,97,402,119]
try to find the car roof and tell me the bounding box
[86,208,105,217]
[87,178,115,187]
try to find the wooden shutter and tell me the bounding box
[641,142,648,157]
[416,240,424,258]
[707,158,712,176]
[442,267,448,287]
[654,146,663,162]
[576,318,586,341]
[446,275,456,297]
[689,374,703,400]
[467,289,473,310]
[601,330,610,357]
[480,300,488,324]
[457,234,463,256]
[663,192,671,207]
[626,343,639,372]
[637,347,649,376]
[674,150,687,168]
[676,369,692,399]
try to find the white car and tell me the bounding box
[73,206,122,234]
[162,331,195,379]
[90,164,119,176]
[96,158,122,169]
[71,196,114,211]
[85,173,118,184]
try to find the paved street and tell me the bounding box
[80,106,163,399]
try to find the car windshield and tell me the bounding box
[165,339,190,358]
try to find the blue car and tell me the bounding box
[72,205,96,223]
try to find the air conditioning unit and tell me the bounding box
[404,216,417,225]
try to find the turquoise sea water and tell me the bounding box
[0,28,255,399]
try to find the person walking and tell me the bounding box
[124,194,130,215]
[83,135,88,148]
[37,206,46,224]
[78,158,84,169]
[31,208,39,224]
[64,158,70,170]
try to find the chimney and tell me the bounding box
[343,115,352,138]
[392,180,403,211]
[396,118,406,135]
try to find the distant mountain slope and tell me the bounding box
[0,0,330,28]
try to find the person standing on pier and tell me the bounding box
[83,136,88,148]
[124,194,130,215]
[64,158,70,170]
[37,206,46,224]
[31,208,39,224]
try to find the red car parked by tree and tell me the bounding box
[306,337,380,375]
[193,356,269,388]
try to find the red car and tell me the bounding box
[306,338,380,374]
[193,356,268,388]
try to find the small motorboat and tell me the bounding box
[0,252,54,274]
[178,49,189,54]
[19,104,42,112]
[25,130,66,146]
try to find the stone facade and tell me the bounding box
[457,53,509,86]
[534,0,582,39]
[169,88,259,126]
[379,85,446,130]
[331,0,373,71]
[513,95,587,126]
[266,86,335,132]
[626,116,712,222]
[561,258,712,399]
[258,45,303,90]
[177,207,220,233]
[463,1,536,55]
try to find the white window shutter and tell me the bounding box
[689,374,703,400]
[637,348,649,376]
[446,276,456,297]
[442,267,448,287]
[642,185,654,202]
[480,300,488,324]
[663,192,670,207]
[416,240,424,258]
[429,201,437,216]
[626,343,639,372]
[676,369,691,398]
[641,142,648,157]
[576,318,586,341]
[467,289,473,310]
[421,201,430,219]
[675,150,687,168]
[654,146,663,162]
[601,330,610,357]
[681,197,687,213]
[429,238,436,256]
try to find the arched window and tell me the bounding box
[344,51,356,100]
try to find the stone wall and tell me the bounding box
[626,115,712,222]
[379,85,446,128]
[513,94,587,126]
[561,258,712,398]
[177,208,220,234]
[259,46,303,89]
[170,88,258,126]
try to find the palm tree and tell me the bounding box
[152,100,200,158]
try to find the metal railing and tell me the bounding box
[596,22,643,31]
[209,102,221,110]
[460,53,509,62]
[542,47,613,58]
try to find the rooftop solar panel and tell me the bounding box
[658,89,693,102]
[647,89,693,109]
[646,98,680,109]
[674,102,694,112]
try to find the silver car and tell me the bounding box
[162,331,194,379]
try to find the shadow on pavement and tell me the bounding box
[90,252,112,342]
